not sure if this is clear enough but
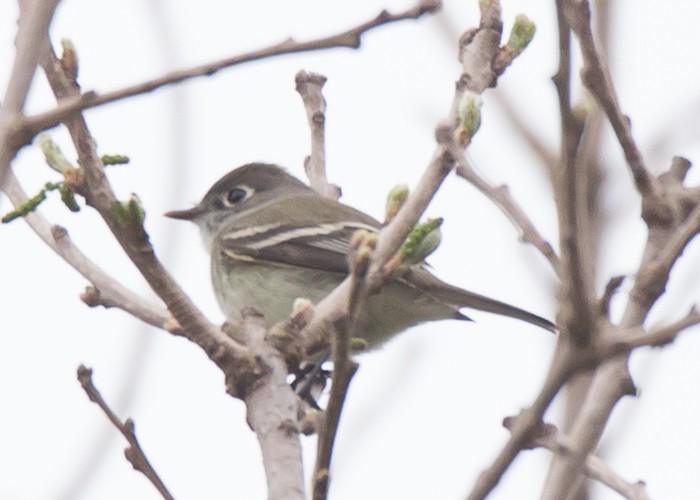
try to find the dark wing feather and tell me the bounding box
[217,194,380,274]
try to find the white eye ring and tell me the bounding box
[223,185,253,206]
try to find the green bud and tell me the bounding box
[58,183,81,212]
[102,154,130,166]
[2,181,81,222]
[127,194,145,225]
[457,91,483,143]
[385,184,409,223]
[38,135,74,174]
[60,38,79,80]
[2,187,48,223]
[399,217,443,265]
[111,194,145,227]
[572,100,593,122]
[350,337,369,352]
[507,15,536,52]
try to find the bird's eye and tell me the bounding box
[225,187,249,205]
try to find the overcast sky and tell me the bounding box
[2,1,700,499]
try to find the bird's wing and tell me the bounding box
[217,194,380,274]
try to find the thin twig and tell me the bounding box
[452,153,561,275]
[1,171,179,332]
[77,365,174,500]
[493,91,558,171]
[20,0,441,139]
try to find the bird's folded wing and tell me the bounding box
[219,220,378,273]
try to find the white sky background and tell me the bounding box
[2,1,700,499]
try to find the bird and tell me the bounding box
[166,163,555,350]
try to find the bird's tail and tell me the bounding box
[407,269,556,332]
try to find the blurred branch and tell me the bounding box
[453,155,561,274]
[493,91,558,170]
[0,0,59,192]
[544,44,700,495]
[552,0,596,347]
[77,365,174,500]
[19,0,441,139]
[600,307,700,356]
[565,0,665,219]
[468,339,582,500]
[553,1,611,494]
[508,419,651,500]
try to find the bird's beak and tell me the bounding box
[164,205,205,221]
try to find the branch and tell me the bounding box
[493,91,558,171]
[543,161,700,494]
[452,151,561,275]
[39,43,256,392]
[312,240,367,500]
[552,0,596,346]
[295,70,340,199]
[236,311,306,500]
[77,365,174,500]
[1,171,180,333]
[603,307,700,355]
[366,0,504,286]
[296,0,539,381]
[0,0,60,191]
[514,421,651,500]
[565,0,664,213]
[467,340,583,499]
[20,0,441,139]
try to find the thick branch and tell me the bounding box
[238,311,305,500]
